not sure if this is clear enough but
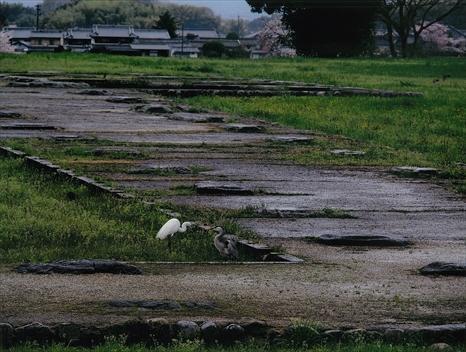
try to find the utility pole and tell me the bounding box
[181,24,184,57]
[237,15,241,37]
[35,4,41,30]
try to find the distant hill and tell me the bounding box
[41,0,76,15]
[42,0,222,29]
[0,2,36,27]
[1,0,276,35]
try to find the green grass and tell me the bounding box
[7,341,464,352]
[0,157,252,263]
[0,53,465,88]
[1,53,464,173]
[185,93,465,169]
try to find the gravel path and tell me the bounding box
[1,240,465,327]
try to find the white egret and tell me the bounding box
[213,227,239,260]
[156,218,193,250]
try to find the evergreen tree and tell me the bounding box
[155,10,177,38]
[247,0,381,57]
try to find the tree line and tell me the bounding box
[0,0,261,40]
[247,0,465,57]
[1,0,222,31]
[1,0,465,57]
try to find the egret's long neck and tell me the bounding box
[179,223,189,233]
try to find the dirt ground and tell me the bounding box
[1,240,465,327]
[0,76,465,328]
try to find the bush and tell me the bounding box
[227,46,249,58]
[202,41,226,58]
[226,32,239,40]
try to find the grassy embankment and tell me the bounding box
[0,157,251,263]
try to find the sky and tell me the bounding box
[168,0,260,19]
[4,0,262,20]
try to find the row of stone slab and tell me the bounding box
[4,76,89,89]
[0,147,134,200]
[142,88,423,98]
[16,260,142,275]
[1,321,465,348]
[1,75,423,98]
[15,258,464,277]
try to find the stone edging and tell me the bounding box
[0,146,303,264]
[0,320,465,348]
[1,146,134,199]
[0,146,26,158]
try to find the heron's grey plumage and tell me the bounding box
[213,227,239,260]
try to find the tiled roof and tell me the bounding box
[134,29,170,40]
[91,25,135,38]
[91,26,170,40]
[244,31,260,39]
[7,28,33,39]
[30,31,64,39]
[65,28,92,40]
[177,28,221,39]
